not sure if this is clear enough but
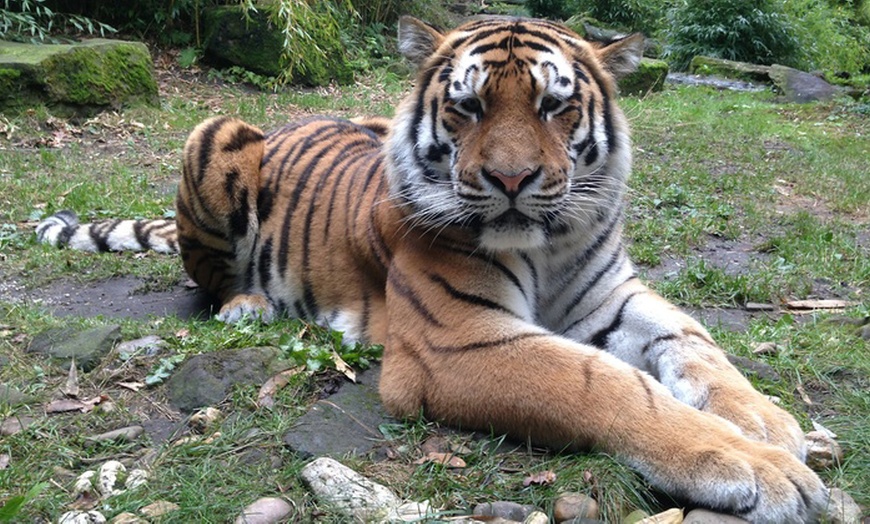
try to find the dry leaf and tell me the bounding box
[257,367,304,408]
[0,453,9,470]
[46,395,107,414]
[523,470,557,487]
[140,500,180,517]
[61,358,80,398]
[117,381,146,392]
[637,508,684,524]
[69,490,100,511]
[413,452,466,468]
[583,470,595,483]
[796,383,814,405]
[174,328,190,339]
[331,350,356,382]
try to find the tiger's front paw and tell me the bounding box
[216,294,275,324]
[705,387,806,459]
[662,438,828,523]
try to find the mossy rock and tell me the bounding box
[620,58,669,96]
[202,5,354,85]
[689,56,771,82]
[0,39,158,114]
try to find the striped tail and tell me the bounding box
[36,210,179,254]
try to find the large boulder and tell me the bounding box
[768,64,838,103]
[0,39,158,114]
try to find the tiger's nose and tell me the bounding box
[482,167,539,196]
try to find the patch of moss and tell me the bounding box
[620,58,669,96]
[689,56,771,82]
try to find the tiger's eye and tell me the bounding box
[458,97,482,115]
[540,95,562,113]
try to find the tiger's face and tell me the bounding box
[387,17,644,251]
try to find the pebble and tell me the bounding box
[473,501,538,521]
[189,407,223,433]
[683,508,747,523]
[805,430,843,470]
[57,511,106,524]
[0,415,35,436]
[139,500,180,518]
[826,487,862,524]
[234,497,293,524]
[523,511,549,524]
[98,461,126,497]
[553,492,599,522]
[638,508,683,523]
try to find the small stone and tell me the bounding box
[683,508,748,523]
[473,501,537,521]
[234,497,293,524]
[0,414,35,436]
[554,492,599,522]
[745,302,775,311]
[139,500,180,518]
[300,457,400,521]
[826,488,862,524]
[189,407,223,433]
[524,511,549,524]
[637,508,683,523]
[117,336,165,360]
[624,510,650,524]
[109,513,146,524]
[73,471,97,497]
[58,511,107,524]
[751,342,778,356]
[125,469,148,490]
[725,355,781,382]
[86,425,144,444]
[805,430,843,470]
[98,460,126,497]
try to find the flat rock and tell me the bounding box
[165,347,287,412]
[473,501,538,521]
[0,39,157,114]
[283,364,394,459]
[683,509,748,523]
[689,56,771,82]
[769,65,838,103]
[553,492,599,522]
[725,354,781,382]
[27,325,121,372]
[826,487,862,524]
[234,497,293,524]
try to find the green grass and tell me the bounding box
[1,73,868,521]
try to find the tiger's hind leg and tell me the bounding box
[175,116,274,322]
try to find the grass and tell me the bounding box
[1,69,868,521]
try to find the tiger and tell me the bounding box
[37,16,829,522]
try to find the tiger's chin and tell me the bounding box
[478,221,547,252]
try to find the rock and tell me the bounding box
[189,407,223,433]
[234,497,293,524]
[826,488,862,524]
[805,430,843,470]
[769,64,839,103]
[0,414,35,436]
[27,325,121,372]
[164,347,287,412]
[58,511,107,523]
[751,342,778,356]
[139,500,179,518]
[524,511,549,524]
[725,354,781,382]
[637,508,683,523]
[300,457,400,521]
[683,508,748,523]
[473,501,538,521]
[620,58,669,96]
[623,510,650,524]
[689,56,771,82]
[117,336,164,360]
[125,469,148,490]
[283,365,394,459]
[0,383,33,407]
[554,492,599,522]
[85,425,145,444]
[98,460,126,497]
[0,39,157,115]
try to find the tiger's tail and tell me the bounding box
[36,210,179,254]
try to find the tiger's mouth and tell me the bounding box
[492,208,541,227]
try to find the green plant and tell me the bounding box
[783,0,870,74]
[0,0,114,42]
[574,0,671,33]
[0,482,48,522]
[663,0,800,70]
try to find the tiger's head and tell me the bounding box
[386,17,644,251]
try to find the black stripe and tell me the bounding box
[634,369,657,412]
[427,332,547,353]
[387,270,443,327]
[429,274,517,316]
[587,291,640,348]
[641,333,678,354]
[563,246,623,318]
[196,117,229,184]
[222,125,264,152]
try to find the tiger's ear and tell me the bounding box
[398,16,445,67]
[595,33,645,78]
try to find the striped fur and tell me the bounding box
[37,17,827,522]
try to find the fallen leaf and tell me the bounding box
[46,395,107,414]
[0,453,9,469]
[61,358,80,398]
[796,383,814,405]
[174,328,190,339]
[413,452,466,468]
[257,367,304,408]
[117,381,146,392]
[523,470,557,487]
[140,500,180,517]
[331,350,356,382]
[69,489,100,511]
[583,470,595,483]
